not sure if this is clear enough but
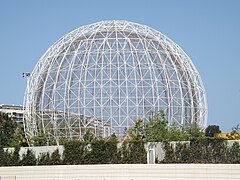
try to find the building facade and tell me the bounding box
[0,104,24,123]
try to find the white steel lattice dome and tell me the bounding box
[24,20,207,142]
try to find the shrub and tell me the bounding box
[50,149,62,165]
[120,140,147,164]
[38,152,51,165]
[63,141,88,164]
[20,149,37,166]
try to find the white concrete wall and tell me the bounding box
[4,146,64,159]
[0,164,239,180]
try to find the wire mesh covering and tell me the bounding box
[24,20,207,142]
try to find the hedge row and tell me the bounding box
[0,139,147,166]
[161,139,240,163]
[1,139,239,166]
[0,147,62,166]
[63,139,146,164]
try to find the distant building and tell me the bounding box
[0,104,24,123]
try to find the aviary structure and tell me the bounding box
[24,20,207,143]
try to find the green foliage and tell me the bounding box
[128,119,145,141]
[0,139,239,166]
[20,149,37,166]
[161,142,174,163]
[83,129,95,143]
[0,147,11,166]
[1,109,239,166]
[106,134,120,163]
[63,140,88,164]
[0,113,17,147]
[161,142,190,163]
[64,135,121,165]
[229,142,240,163]
[205,125,221,137]
[30,131,47,146]
[0,146,20,166]
[63,131,147,165]
[0,113,27,147]
[185,123,205,140]
[38,149,63,165]
[10,146,20,166]
[128,110,205,143]
[120,140,147,164]
[38,152,51,165]
[90,139,109,164]
[50,149,62,165]
[119,141,129,163]
[168,124,188,141]
[161,139,240,164]
[10,124,28,147]
[145,110,169,142]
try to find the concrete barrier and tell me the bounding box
[0,164,240,180]
[4,146,64,159]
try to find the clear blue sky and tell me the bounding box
[0,0,239,132]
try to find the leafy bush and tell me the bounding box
[38,152,51,165]
[161,139,240,163]
[0,147,11,166]
[0,113,17,147]
[50,149,62,165]
[63,141,88,164]
[120,140,147,164]
[0,146,20,166]
[229,142,240,163]
[20,149,37,166]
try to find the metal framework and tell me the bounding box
[24,20,207,143]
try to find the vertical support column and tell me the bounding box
[147,143,155,164]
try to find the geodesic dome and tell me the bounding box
[24,20,207,143]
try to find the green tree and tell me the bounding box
[0,113,17,147]
[105,134,120,163]
[20,149,37,166]
[120,140,147,164]
[120,141,129,163]
[10,146,20,166]
[10,124,28,147]
[174,142,190,163]
[63,140,87,164]
[58,137,67,145]
[145,110,169,142]
[205,125,221,137]
[228,142,240,163]
[30,130,47,146]
[83,129,94,143]
[128,119,145,141]
[0,147,12,166]
[185,123,205,140]
[209,139,228,163]
[129,140,147,163]
[161,142,174,163]
[50,149,62,165]
[89,139,108,164]
[38,152,51,165]
[89,135,120,164]
[168,123,188,141]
